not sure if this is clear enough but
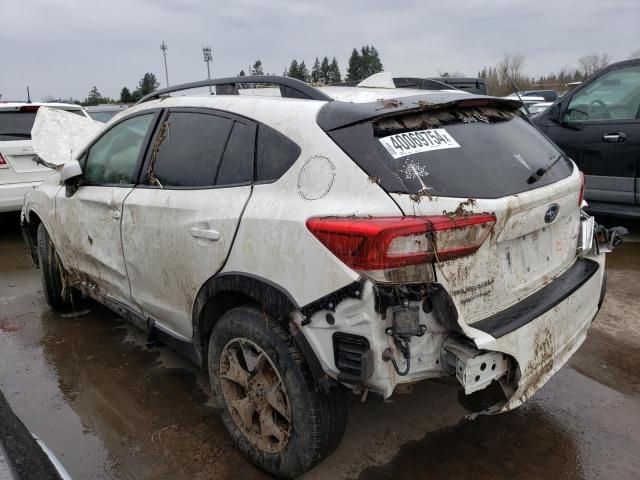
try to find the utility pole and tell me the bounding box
[160,41,170,87]
[202,46,213,93]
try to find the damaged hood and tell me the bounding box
[31,107,102,168]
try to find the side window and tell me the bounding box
[255,125,301,183]
[84,114,154,185]
[565,65,640,122]
[150,112,233,187]
[216,121,256,186]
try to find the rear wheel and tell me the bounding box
[208,307,348,478]
[37,223,81,310]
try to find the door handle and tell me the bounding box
[190,227,220,241]
[111,209,121,219]
[602,132,626,143]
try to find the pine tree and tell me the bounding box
[86,86,102,106]
[320,56,330,83]
[346,48,361,81]
[311,57,321,83]
[299,61,310,82]
[369,45,383,74]
[288,59,300,79]
[251,60,264,75]
[238,70,246,77]
[328,57,341,84]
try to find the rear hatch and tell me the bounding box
[0,109,51,183]
[320,97,582,326]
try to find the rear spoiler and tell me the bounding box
[317,94,522,132]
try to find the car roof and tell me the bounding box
[0,102,84,111]
[120,78,521,132]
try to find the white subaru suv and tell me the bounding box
[0,102,91,212]
[21,76,619,478]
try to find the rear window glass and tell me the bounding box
[0,109,84,140]
[327,107,573,198]
[0,112,37,140]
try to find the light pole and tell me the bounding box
[160,41,169,87]
[203,46,213,93]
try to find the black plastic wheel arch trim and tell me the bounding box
[471,258,600,338]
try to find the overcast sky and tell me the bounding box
[1,0,638,101]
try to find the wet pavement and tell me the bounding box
[1,211,639,479]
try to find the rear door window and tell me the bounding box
[147,110,256,188]
[216,121,256,185]
[149,112,233,187]
[326,107,573,198]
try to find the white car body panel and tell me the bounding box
[121,186,254,339]
[55,186,138,311]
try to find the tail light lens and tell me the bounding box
[0,152,8,168]
[306,214,496,283]
[578,171,586,207]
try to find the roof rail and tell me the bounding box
[137,75,333,104]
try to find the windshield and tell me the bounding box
[326,106,573,198]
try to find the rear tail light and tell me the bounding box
[306,214,496,283]
[578,171,586,207]
[0,152,8,168]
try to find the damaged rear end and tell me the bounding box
[315,94,617,413]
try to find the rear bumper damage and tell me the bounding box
[295,219,622,414]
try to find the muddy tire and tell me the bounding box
[37,223,81,310]
[208,306,348,478]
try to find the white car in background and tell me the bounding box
[529,102,553,115]
[85,104,129,123]
[0,102,91,212]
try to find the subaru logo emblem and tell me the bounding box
[544,204,559,223]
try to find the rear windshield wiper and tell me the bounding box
[527,154,565,184]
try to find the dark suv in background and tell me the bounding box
[534,59,640,218]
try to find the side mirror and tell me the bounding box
[547,102,562,123]
[60,160,83,184]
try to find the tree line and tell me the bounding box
[236,45,384,85]
[69,73,161,106]
[478,50,639,96]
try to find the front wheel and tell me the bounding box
[208,307,348,478]
[37,223,81,310]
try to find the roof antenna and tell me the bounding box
[507,77,530,116]
[27,86,31,103]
